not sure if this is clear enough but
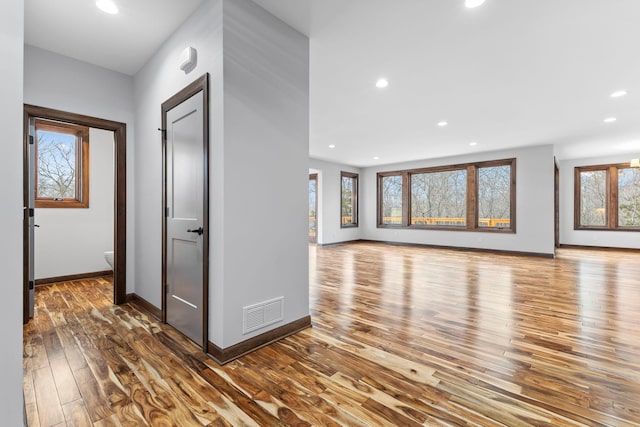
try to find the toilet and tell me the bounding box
[104,251,114,270]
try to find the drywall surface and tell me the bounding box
[221,0,309,347]
[0,0,25,423]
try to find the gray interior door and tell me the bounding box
[165,91,205,345]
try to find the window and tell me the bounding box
[618,167,640,227]
[379,174,403,225]
[341,171,358,227]
[411,169,467,226]
[575,163,640,230]
[478,164,512,228]
[34,119,89,208]
[377,158,515,232]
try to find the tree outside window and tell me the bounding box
[34,119,89,208]
[341,172,358,228]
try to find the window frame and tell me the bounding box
[340,171,359,228]
[377,158,516,233]
[34,119,90,209]
[574,163,640,231]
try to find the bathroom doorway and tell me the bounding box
[23,105,127,323]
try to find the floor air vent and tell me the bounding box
[243,297,284,334]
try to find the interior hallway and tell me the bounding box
[24,243,640,426]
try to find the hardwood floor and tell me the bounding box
[24,242,640,426]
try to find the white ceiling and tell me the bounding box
[24,0,203,75]
[25,0,640,167]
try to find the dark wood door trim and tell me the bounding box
[554,158,560,250]
[161,73,210,352]
[23,104,127,323]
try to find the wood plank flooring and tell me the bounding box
[24,242,640,426]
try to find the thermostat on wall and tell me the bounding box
[179,46,197,72]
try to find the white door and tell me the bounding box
[165,90,206,345]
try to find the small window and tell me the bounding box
[35,119,89,208]
[379,174,403,225]
[575,163,640,230]
[341,171,358,228]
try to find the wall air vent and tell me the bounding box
[243,296,284,334]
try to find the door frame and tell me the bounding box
[161,74,209,352]
[23,105,127,323]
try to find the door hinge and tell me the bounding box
[29,135,34,145]
[165,207,170,217]
[29,280,34,290]
[29,208,34,218]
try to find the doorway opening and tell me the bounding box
[309,173,318,243]
[23,105,127,323]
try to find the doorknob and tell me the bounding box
[187,227,203,235]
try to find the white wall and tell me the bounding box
[0,0,25,424]
[361,145,556,256]
[222,0,309,347]
[35,128,114,279]
[134,0,309,349]
[24,45,136,292]
[560,155,640,249]
[309,158,361,245]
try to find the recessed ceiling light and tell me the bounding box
[469,141,478,146]
[376,78,389,88]
[437,121,448,127]
[328,144,336,148]
[465,0,486,8]
[96,0,118,14]
[373,156,380,160]
[603,117,617,123]
[610,90,627,98]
